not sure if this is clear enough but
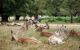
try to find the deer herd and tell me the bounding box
[7,20,80,45]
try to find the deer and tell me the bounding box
[11,21,29,35]
[37,26,53,37]
[48,35,65,45]
[19,20,29,31]
[11,30,41,44]
[34,24,39,29]
[34,24,44,32]
[48,25,68,45]
[69,29,80,36]
[43,22,49,29]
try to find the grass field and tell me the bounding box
[0,24,80,50]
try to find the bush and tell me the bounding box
[40,16,77,23]
[48,19,56,23]
[75,17,80,22]
[56,17,64,21]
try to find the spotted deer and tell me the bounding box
[48,25,68,45]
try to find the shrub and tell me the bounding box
[56,17,64,21]
[75,17,80,22]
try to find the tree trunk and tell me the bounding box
[15,15,20,21]
[1,15,8,22]
[65,16,67,22]
[71,16,73,23]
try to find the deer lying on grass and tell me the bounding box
[11,30,41,44]
[48,31,65,45]
[34,24,44,32]
[37,26,53,37]
[35,23,49,32]
[48,25,68,45]
[34,24,39,29]
[35,23,49,30]
[69,29,80,36]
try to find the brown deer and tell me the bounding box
[11,30,41,44]
[37,27,53,37]
[69,29,80,36]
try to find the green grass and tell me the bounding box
[0,25,80,50]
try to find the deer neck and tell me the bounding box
[12,34,18,41]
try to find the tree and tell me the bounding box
[46,0,64,16]
[61,0,80,23]
[0,0,10,22]
[0,0,28,22]
[34,0,48,19]
[26,0,48,20]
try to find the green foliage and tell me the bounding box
[0,0,28,16]
[0,0,80,23]
[61,0,80,15]
[1,0,80,16]
[46,0,64,16]
[40,16,78,23]
[75,16,80,22]
[56,17,64,21]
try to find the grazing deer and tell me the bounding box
[11,30,41,44]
